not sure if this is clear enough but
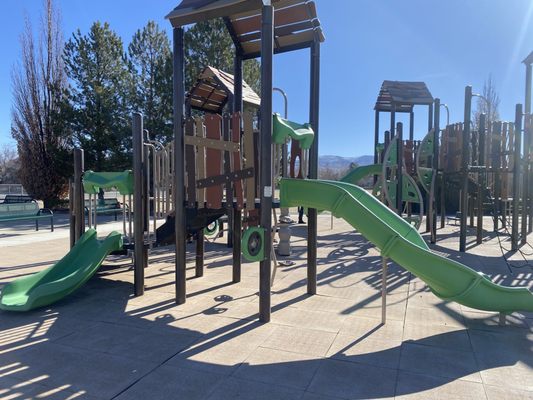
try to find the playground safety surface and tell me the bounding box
[1,213,532,399]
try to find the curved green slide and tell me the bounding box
[280,178,533,313]
[341,164,382,185]
[0,229,122,311]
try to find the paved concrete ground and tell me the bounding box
[0,213,532,399]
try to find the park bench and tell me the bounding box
[0,201,54,231]
[84,198,124,221]
[1,195,34,204]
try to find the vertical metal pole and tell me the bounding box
[493,122,502,232]
[133,112,145,296]
[173,27,186,304]
[525,62,532,233]
[522,115,530,243]
[195,231,204,278]
[431,99,440,243]
[525,60,532,116]
[381,257,388,324]
[409,111,414,142]
[426,104,434,232]
[73,149,85,243]
[259,4,274,322]
[69,179,75,249]
[460,86,472,252]
[374,110,380,171]
[232,51,243,283]
[396,121,403,215]
[476,113,486,244]
[512,104,523,251]
[308,39,320,296]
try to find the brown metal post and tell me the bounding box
[173,27,187,304]
[476,113,486,244]
[195,231,204,278]
[73,149,85,243]
[307,38,321,296]
[460,86,472,252]
[512,104,522,250]
[259,4,274,322]
[133,113,146,296]
[232,51,243,283]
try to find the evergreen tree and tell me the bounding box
[184,18,261,95]
[128,21,173,143]
[64,22,132,171]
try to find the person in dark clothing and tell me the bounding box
[298,206,305,224]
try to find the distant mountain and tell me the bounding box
[319,155,373,171]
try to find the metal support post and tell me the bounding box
[173,27,187,304]
[259,4,274,322]
[460,86,472,252]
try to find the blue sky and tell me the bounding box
[0,0,532,157]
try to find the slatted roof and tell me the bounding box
[524,51,533,65]
[166,0,324,59]
[374,81,434,113]
[187,66,261,113]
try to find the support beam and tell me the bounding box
[73,149,85,244]
[259,3,274,323]
[374,110,380,184]
[195,231,204,278]
[307,39,321,296]
[512,104,523,251]
[133,113,146,296]
[476,113,486,244]
[173,27,187,304]
[232,51,243,283]
[460,86,472,252]
[409,111,414,142]
[430,99,440,243]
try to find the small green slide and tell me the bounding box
[280,178,533,313]
[0,229,122,311]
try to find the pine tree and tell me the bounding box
[184,18,261,95]
[64,22,132,171]
[128,21,173,143]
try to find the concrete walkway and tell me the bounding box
[0,214,531,399]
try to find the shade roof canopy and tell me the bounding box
[523,51,533,65]
[187,66,261,113]
[374,81,434,113]
[166,0,324,59]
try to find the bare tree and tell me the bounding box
[11,0,70,207]
[0,145,19,184]
[473,74,500,127]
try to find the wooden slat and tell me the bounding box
[231,2,315,36]
[232,112,244,209]
[184,135,240,152]
[185,118,196,207]
[243,112,255,210]
[238,20,314,43]
[195,117,206,207]
[205,114,223,209]
[229,0,304,20]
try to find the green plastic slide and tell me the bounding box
[83,170,134,195]
[0,229,122,311]
[341,163,382,185]
[272,113,314,149]
[280,178,533,313]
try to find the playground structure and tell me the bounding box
[1,2,533,325]
[344,51,533,255]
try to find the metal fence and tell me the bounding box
[0,184,26,196]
